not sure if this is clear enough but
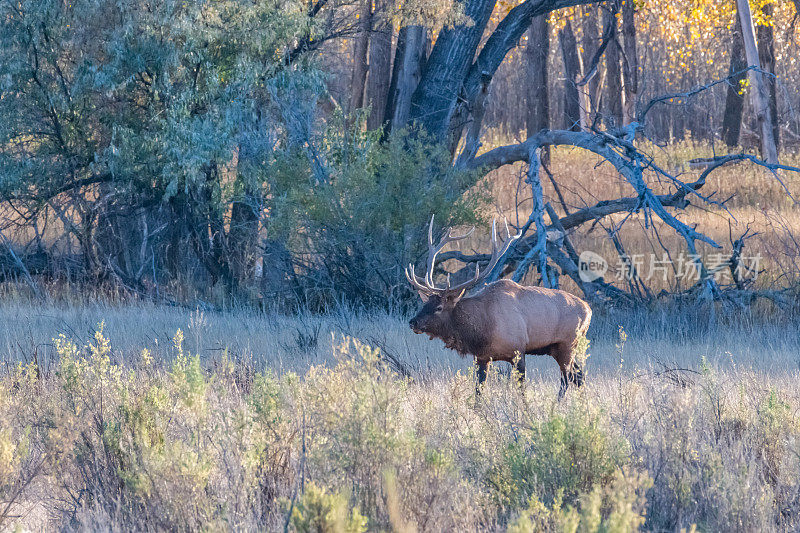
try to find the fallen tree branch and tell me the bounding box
[0,229,41,298]
[467,128,720,246]
[459,127,800,302]
[510,147,550,285]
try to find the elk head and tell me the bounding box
[406,216,518,338]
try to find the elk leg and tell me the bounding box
[514,356,526,387]
[570,363,585,388]
[554,344,572,399]
[558,371,569,399]
[475,360,488,393]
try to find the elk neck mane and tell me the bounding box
[439,294,492,357]
[405,216,519,358]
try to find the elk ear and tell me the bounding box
[417,291,431,303]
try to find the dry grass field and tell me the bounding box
[1,295,800,531]
[5,0,800,529]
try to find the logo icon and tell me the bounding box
[578,251,607,282]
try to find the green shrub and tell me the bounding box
[0,377,34,528]
[508,468,651,533]
[488,401,630,511]
[289,483,368,533]
[266,124,487,308]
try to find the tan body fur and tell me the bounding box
[420,279,591,372]
[450,280,591,369]
[406,217,592,394]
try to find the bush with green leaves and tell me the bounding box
[289,483,368,533]
[508,468,651,533]
[493,405,631,510]
[0,0,486,306]
[0,0,325,293]
[4,322,800,531]
[266,122,487,308]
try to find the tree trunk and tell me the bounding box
[526,16,550,161]
[756,1,779,150]
[261,239,296,303]
[404,0,605,141]
[166,196,187,280]
[721,15,746,147]
[366,2,393,130]
[384,25,427,134]
[559,19,582,131]
[580,5,601,121]
[408,0,497,139]
[621,0,638,124]
[603,3,623,127]
[672,111,685,142]
[455,73,492,166]
[736,0,778,163]
[227,148,260,286]
[229,196,259,285]
[349,0,372,111]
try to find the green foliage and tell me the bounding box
[301,337,418,517]
[0,379,33,529]
[289,483,368,533]
[0,0,487,305]
[508,468,651,533]
[267,123,487,307]
[0,0,317,194]
[0,0,333,295]
[6,322,800,531]
[487,401,630,512]
[574,331,591,368]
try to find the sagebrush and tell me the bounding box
[1,320,799,531]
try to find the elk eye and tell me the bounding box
[435,305,443,312]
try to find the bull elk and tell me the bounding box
[406,216,592,397]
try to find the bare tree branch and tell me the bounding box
[461,127,800,300]
[637,67,757,124]
[510,147,550,285]
[0,229,41,298]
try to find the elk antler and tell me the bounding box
[405,215,473,295]
[405,215,520,296]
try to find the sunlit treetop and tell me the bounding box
[490,0,797,91]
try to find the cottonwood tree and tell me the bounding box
[366,0,394,129]
[621,0,638,125]
[525,15,550,161]
[374,0,799,304]
[349,0,373,111]
[1,0,797,308]
[755,0,779,150]
[603,1,624,127]
[721,13,747,147]
[736,0,778,163]
[0,0,338,294]
[559,19,584,131]
[396,0,602,143]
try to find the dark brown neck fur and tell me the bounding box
[441,297,491,357]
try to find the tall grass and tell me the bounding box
[1,300,800,531]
